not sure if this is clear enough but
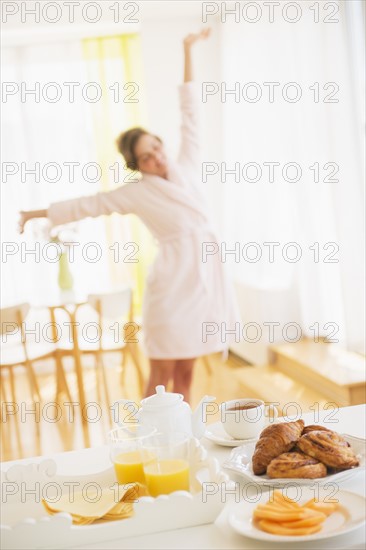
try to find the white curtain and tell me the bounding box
[1,40,132,306]
[220,0,365,354]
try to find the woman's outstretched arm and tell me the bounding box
[18,186,135,234]
[183,28,211,82]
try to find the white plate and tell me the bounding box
[228,487,366,542]
[204,421,258,447]
[223,434,366,486]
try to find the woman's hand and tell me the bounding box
[18,211,29,234]
[183,28,211,50]
[183,28,211,82]
[18,209,47,233]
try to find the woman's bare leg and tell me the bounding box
[173,358,196,403]
[144,359,176,398]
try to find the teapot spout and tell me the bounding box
[192,395,216,439]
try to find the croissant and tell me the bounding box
[252,420,304,475]
[297,431,359,469]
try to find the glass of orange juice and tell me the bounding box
[141,432,190,497]
[108,424,156,485]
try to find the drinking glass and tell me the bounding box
[141,432,190,497]
[108,424,156,484]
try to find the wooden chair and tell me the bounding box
[1,303,73,403]
[54,289,144,424]
[0,303,66,455]
[1,303,42,405]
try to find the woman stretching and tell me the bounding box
[19,29,239,402]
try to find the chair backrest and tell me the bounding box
[0,303,30,336]
[87,289,133,321]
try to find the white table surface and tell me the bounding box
[1,404,365,550]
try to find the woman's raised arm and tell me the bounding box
[178,28,211,169]
[183,28,211,82]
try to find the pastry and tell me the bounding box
[291,425,334,451]
[252,420,304,475]
[267,452,327,479]
[302,425,335,436]
[297,430,359,469]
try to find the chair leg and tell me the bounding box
[120,348,128,388]
[55,354,72,403]
[8,368,17,408]
[0,375,11,460]
[1,372,8,427]
[97,353,112,426]
[8,367,22,456]
[94,355,103,404]
[1,374,7,402]
[22,362,43,457]
[127,344,144,397]
[202,355,213,377]
[25,359,42,402]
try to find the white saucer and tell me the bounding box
[204,421,258,447]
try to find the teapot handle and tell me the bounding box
[110,399,140,426]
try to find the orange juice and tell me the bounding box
[144,459,190,497]
[113,451,146,484]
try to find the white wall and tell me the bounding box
[139,13,224,226]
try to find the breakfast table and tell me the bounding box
[1,404,365,550]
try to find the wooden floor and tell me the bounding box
[1,346,357,462]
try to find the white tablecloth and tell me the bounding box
[1,405,365,549]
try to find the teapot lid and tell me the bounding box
[141,385,183,409]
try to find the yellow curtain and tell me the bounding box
[81,34,156,313]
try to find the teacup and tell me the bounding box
[220,398,278,440]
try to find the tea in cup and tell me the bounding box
[220,398,278,439]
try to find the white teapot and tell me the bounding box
[111,385,216,439]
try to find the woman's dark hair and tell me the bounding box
[116,127,162,171]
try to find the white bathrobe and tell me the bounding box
[48,82,240,359]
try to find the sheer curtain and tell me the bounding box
[1,34,152,310]
[220,0,365,355]
[81,34,155,312]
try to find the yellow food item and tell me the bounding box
[280,510,326,528]
[303,498,338,515]
[253,490,339,536]
[253,508,306,521]
[258,520,322,536]
[272,491,301,508]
